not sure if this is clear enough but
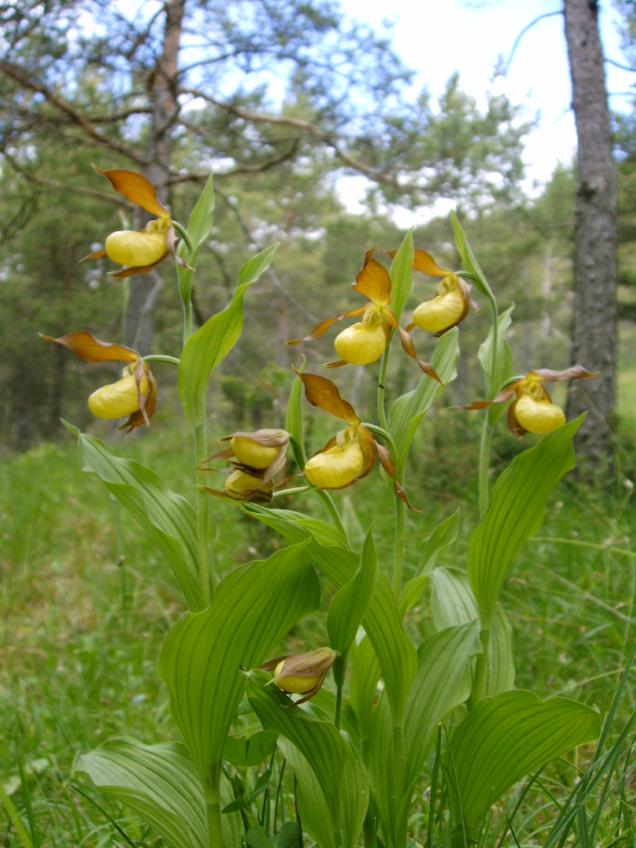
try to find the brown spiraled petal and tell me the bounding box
[250,446,288,485]
[531,365,596,383]
[40,331,139,363]
[462,384,518,410]
[120,367,157,432]
[375,441,420,512]
[297,371,360,424]
[411,248,450,277]
[356,426,379,480]
[462,400,494,411]
[94,166,170,218]
[109,251,170,278]
[460,278,480,313]
[325,359,349,369]
[287,306,366,346]
[200,447,234,466]
[166,225,192,270]
[507,399,527,437]
[395,324,441,383]
[353,248,392,305]
[81,248,107,262]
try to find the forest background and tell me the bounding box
[1,0,635,845]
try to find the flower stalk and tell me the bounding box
[478,296,499,518]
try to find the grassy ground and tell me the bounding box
[1,412,634,846]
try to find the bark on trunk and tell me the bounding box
[563,0,618,476]
[124,0,185,352]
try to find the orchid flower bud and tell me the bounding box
[105,219,170,267]
[412,274,467,334]
[224,469,264,497]
[334,321,386,365]
[514,394,566,435]
[230,429,288,469]
[273,647,336,698]
[88,367,149,420]
[304,433,365,489]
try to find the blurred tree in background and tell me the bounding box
[0,0,634,464]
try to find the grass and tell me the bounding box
[1,413,634,846]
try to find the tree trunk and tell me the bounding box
[563,0,618,475]
[123,0,185,352]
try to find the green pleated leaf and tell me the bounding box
[278,740,337,848]
[389,328,460,472]
[223,731,278,767]
[179,243,278,424]
[431,567,515,697]
[244,505,417,722]
[159,543,320,794]
[177,174,215,304]
[450,212,495,302]
[366,695,407,847]
[73,738,216,848]
[401,510,460,613]
[75,432,202,610]
[349,636,381,741]
[389,229,414,322]
[186,174,215,254]
[248,679,369,848]
[478,305,514,405]
[449,690,601,838]
[405,623,480,788]
[327,529,378,656]
[468,417,584,627]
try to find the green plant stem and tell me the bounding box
[478,417,493,519]
[316,490,347,539]
[334,654,347,729]
[195,422,217,603]
[206,793,224,847]
[273,758,286,834]
[478,295,499,518]
[143,353,180,366]
[377,345,391,431]
[362,422,398,456]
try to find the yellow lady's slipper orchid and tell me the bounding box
[513,391,566,435]
[263,647,336,704]
[229,428,289,470]
[202,428,289,502]
[104,218,172,269]
[40,331,157,431]
[288,248,439,382]
[334,318,387,365]
[83,167,183,278]
[466,365,595,437]
[304,431,366,489]
[412,273,469,334]
[408,250,474,336]
[297,371,415,507]
[88,367,150,420]
[224,469,266,497]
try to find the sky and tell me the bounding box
[337,0,634,220]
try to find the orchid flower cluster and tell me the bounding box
[42,167,603,848]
